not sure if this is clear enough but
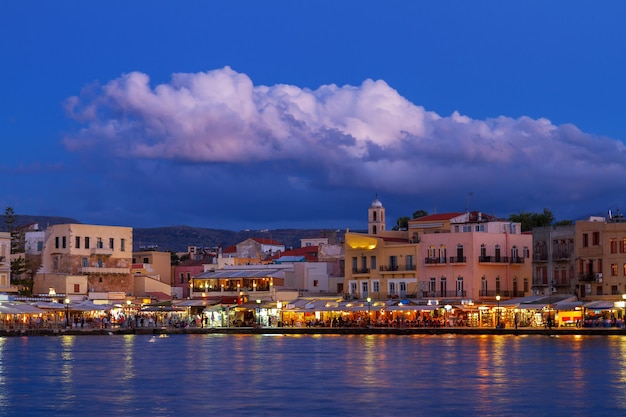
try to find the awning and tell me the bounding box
[195,269,282,279]
[584,300,617,310]
[145,292,173,301]
[176,299,220,307]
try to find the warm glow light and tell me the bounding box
[496,295,501,301]
[346,233,378,250]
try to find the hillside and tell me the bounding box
[133,226,345,252]
[0,215,346,252]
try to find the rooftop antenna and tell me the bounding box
[466,192,473,212]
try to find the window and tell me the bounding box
[480,244,486,258]
[610,238,617,253]
[399,282,406,296]
[440,277,447,296]
[350,282,357,295]
[99,277,102,283]
[389,282,396,295]
[313,280,318,287]
[372,281,380,293]
[456,277,464,295]
[406,255,414,269]
[55,237,59,249]
[370,256,377,270]
[523,247,529,258]
[82,257,88,267]
[37,241,43,251]
[143,257,149,264]
[73,284,80,293]
[109,238,114,250]
[523,278,528,292]
[62,236,66,249]
[456,244,463,261]
[180,273,184,284]
[622,238,626,253]
[583,233,588,248]
[362,281,369,296]
[97,258,103,267]
[462,225,471,232]
[75,236,80,249]
[592,232,600,246]
[495,245,501,261]
[120,239,126,251]
[611,285,619,295]
[187,273,191,282]
[429,277,436,293]
[85,237,90,249]
[481,276,488,293]
[361,256,367,271]
[495,276,501,294]
[612,264,618,276]
[53,256,59,270]
[389,255,398,270]
[97,238,103,249]
[596,285,603,296]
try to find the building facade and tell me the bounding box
[344,198,533,303]
[575,216,626,301]
[33,224,133,301]
[531,225,576,297]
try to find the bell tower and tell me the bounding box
[368,195,385,235]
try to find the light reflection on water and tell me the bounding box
[0,334,625,416]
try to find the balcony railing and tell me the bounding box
[419,290,467,298]
[80,267,130,274]
[579,273,599,282]
[510,256,525,264]
[91,247,113,256]
[351,268,370,274]
[533,254,548,261]
[449,256,466,263]
[479,256,509,263]
[478,290,526,298]
[424,258,446,265]
[379,265,416,272]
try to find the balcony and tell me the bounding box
[510,256,525,264]
[91,247,113,256]
[351,268,370,274]
[478,290,526,298]
[419,290,467,298]
[425,257,446,265]
[553,251,571,261]
[579,273,600,282]
[533,254,548,262]
[479,256,509,263]
[379,265,416,272]
[80,267,129,274]
[449,256,466,263]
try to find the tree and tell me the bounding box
[393,216,410,231]
[412,209,428,219]
[555,219,573,226]
[509,208,554,232]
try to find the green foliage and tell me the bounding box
[554,219,573,226]
[412,209,428,219]
[393,216,410,231]
[509,208,555,232]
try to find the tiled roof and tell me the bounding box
[412,212,465,221]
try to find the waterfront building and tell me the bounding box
[344,197,419,300]
[344,198,533,305]
[32,224,133,304]
[412,211,532,302]
[575,215,626,302]
[0,232,12,293]
[531,224,576,297]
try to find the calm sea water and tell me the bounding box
[1,333,625,416]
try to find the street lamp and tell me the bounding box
[495,295,501,328]
[256,299,261,326]
[64,298,70,328]
[367,297,372,326]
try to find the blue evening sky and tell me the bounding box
[1,1,625,231]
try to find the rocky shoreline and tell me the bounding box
[3,326,626,337]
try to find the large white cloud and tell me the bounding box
[63,67,626,209]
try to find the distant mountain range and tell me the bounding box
[0,215,348,253]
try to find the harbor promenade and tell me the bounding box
[2,325,626,337]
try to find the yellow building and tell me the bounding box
[344,198,419,300]
[576,216,626,301]
[34,224,133,302]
